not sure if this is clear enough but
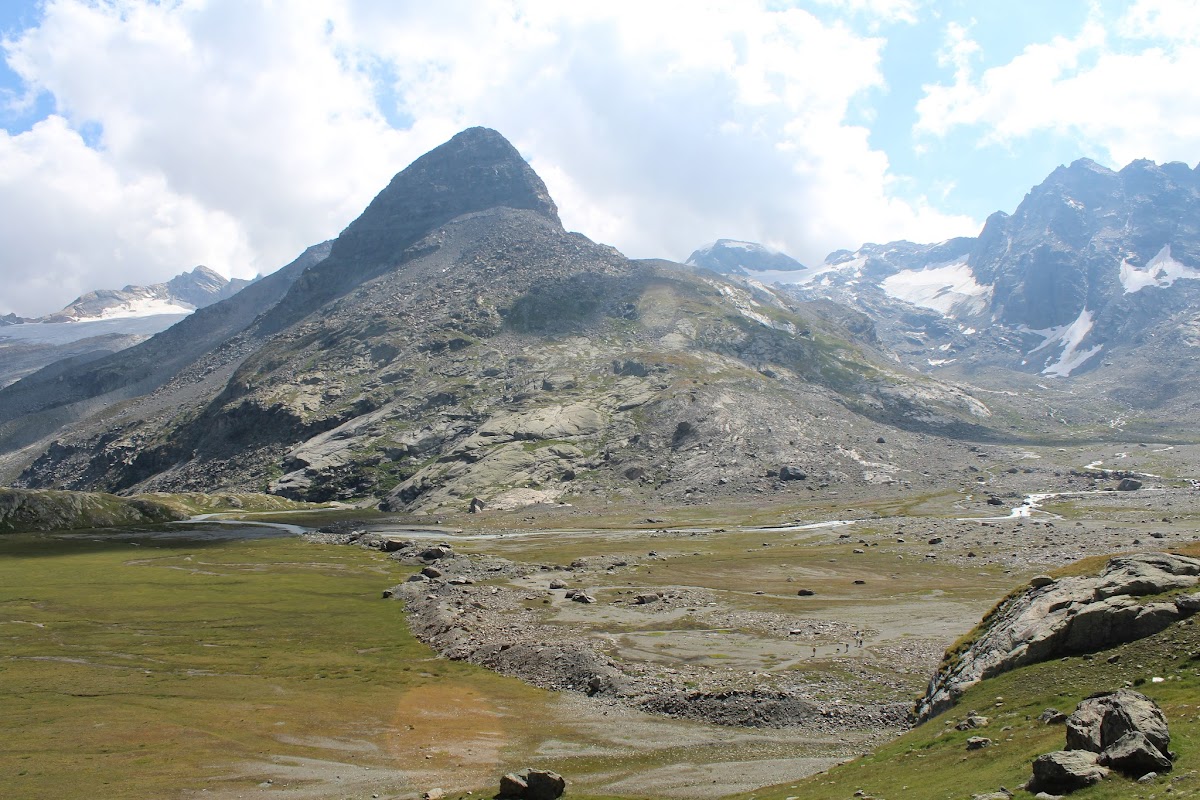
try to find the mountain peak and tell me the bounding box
[332,127,559,266]
[686,238,805,275]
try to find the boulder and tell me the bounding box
[420,546,452,560]
[421,566,443,579]
[525,769,566,800]
[498,768,565,800]
[1098,731,1173,775]
[796,588,816,596]
[1117,478,1143,491]
[571,593,596,604]
[635,594,661,605]
[1027,750,1109,794]
[549,579,567,590]
[778,465,807,481]
[469,497,486,513]
[498,772,528,798]
[966,736,992,750]
[1065,689,1170,756]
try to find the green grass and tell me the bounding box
[0,532,562,799]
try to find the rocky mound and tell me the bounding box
[0,487,186,532]
[916,553,1200,721]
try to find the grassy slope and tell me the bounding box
[742,543,1200,800]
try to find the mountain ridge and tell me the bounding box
[1,127,996,511]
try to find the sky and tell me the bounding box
[1,1,1199,316]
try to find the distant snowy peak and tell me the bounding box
[35,266,253,323]
[685,238,806,276]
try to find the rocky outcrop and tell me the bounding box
[917,553,1200,720]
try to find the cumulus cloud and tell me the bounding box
[916,2,1200,168]
[1,0,977,315]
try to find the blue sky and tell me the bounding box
[2,0,1198,316]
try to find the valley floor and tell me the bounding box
[4,439,1200,799]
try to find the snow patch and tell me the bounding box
[879,260,992,316]
[0,313,189,345]
[1119,245,1200,293]
[745,255,865,287]
[1028,307,1103,377]
[710,281,796,333]
[90,298,196,321]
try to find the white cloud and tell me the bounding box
[0,115,252,315]
[916,3,1200,168]
[0,0,977,315]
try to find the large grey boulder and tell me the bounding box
[916,553,1200,720]
[1065,689,1170,756]
[1027,750,1109,794]
[498,768,565,800]
[1099,731,1173,775]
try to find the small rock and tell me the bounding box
[957,714,990,730]
[1038,708,1068,725]
[424,790,445,800]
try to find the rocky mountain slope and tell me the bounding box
[705,160,1195,383]
[692,157,1200,430]
[0,128,994,511]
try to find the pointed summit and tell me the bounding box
[333,127,559,265]
[260,128,560,330]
